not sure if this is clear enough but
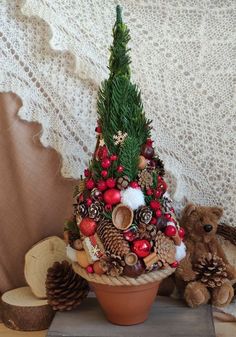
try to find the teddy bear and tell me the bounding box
[175,204,236,308]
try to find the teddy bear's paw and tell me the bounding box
[184,282,210,308]
[212,281,234,307]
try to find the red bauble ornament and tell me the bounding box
[105,204,112,212]
[86,265,94,273]
[146,188,153,196]
[84,168,90,177]
[141,144,154,159]
[86,179,95,190]
[101,158,111,169]
[117,165,124,173]
[146,138,153,146]
[171,261,179,268]
[86,198,93,206]
[132,240,151,258]
[98,146,109,160]
[165,225,177,237]
[103,188,121,205]
[106,178,116,188]
[150,200,161,210]
[97,180,107,191]
[110,154,118,161]
[129,181,139,188]
[178,227,185,239]
[101,170,108,178]
[155,209,162,217]
[80,217,97,236]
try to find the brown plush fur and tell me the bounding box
[175,204,236,308]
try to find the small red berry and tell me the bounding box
[106,178,116,188]
[105,204,112,212]
[117,165,124,173]
[101,170,108,178]
[84,168,90,177]
[95,126,102,133]
[86,179,95,190]
[146,139,153,146]
[97,180,107,191]
[165,225,177,237]
[150,200,161,210]
[155,209,162,217]
[110,154,118,161]
[101,158,111,169]
[86,265,94,273]
[129,181,139,188]
[146,188,153,196]
[150,217,157,224]
[178,227,185,239]
[171,261,179,268]
[164,213,172,220]
[86,198,92,206]
[154,190,162,198]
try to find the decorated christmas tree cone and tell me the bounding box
[65,5,186,325]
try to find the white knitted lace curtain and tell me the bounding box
[0,0,235,225]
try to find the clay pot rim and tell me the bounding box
[89,280,160,293]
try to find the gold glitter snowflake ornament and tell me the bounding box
[113,131,128,145]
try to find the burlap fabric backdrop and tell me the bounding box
[0,92,76,294]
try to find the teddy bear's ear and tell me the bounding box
[211,207,223,219]
[182,203,197,217]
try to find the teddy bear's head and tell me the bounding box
[180,204,223,243]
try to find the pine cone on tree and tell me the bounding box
[138,223,157,241]
[78,202,88,217]
[100,252,125,277]
[194,253,228,288]
[138,169,153,189]
[46,261,89,311]
[97,219,130,257]
[154,231,176,267]
[117,175,130,190]
[88,201,104,221]
[135,206,153,225]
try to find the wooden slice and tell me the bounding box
[1,287,54,331]
[25,236,68,298]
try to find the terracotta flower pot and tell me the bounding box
[90,280,160,325]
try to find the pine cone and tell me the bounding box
[135,206,153,225]
[117,175,130,190]
[100,252,125,277]
[138,169,153,189]
[78,202,88,217]
[154,231,176,267]
[88,201,104,221]
[46,261,89,311]
[138,223,157,241]
[194,253,228,288]
[97,219,130,257]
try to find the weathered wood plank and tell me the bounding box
[47,296,216,337]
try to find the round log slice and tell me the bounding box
[1,287,54,331]
[24,236,68,298]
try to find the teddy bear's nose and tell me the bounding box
[204,224,213,232]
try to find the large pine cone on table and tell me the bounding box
[46,261,89,311]
[194,253,228,288]
[97,219,130,257]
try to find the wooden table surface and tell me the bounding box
[0,312,235,337]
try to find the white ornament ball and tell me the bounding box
[175,241,186,262]
[121,187,145,210]
[66,245,77,262]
